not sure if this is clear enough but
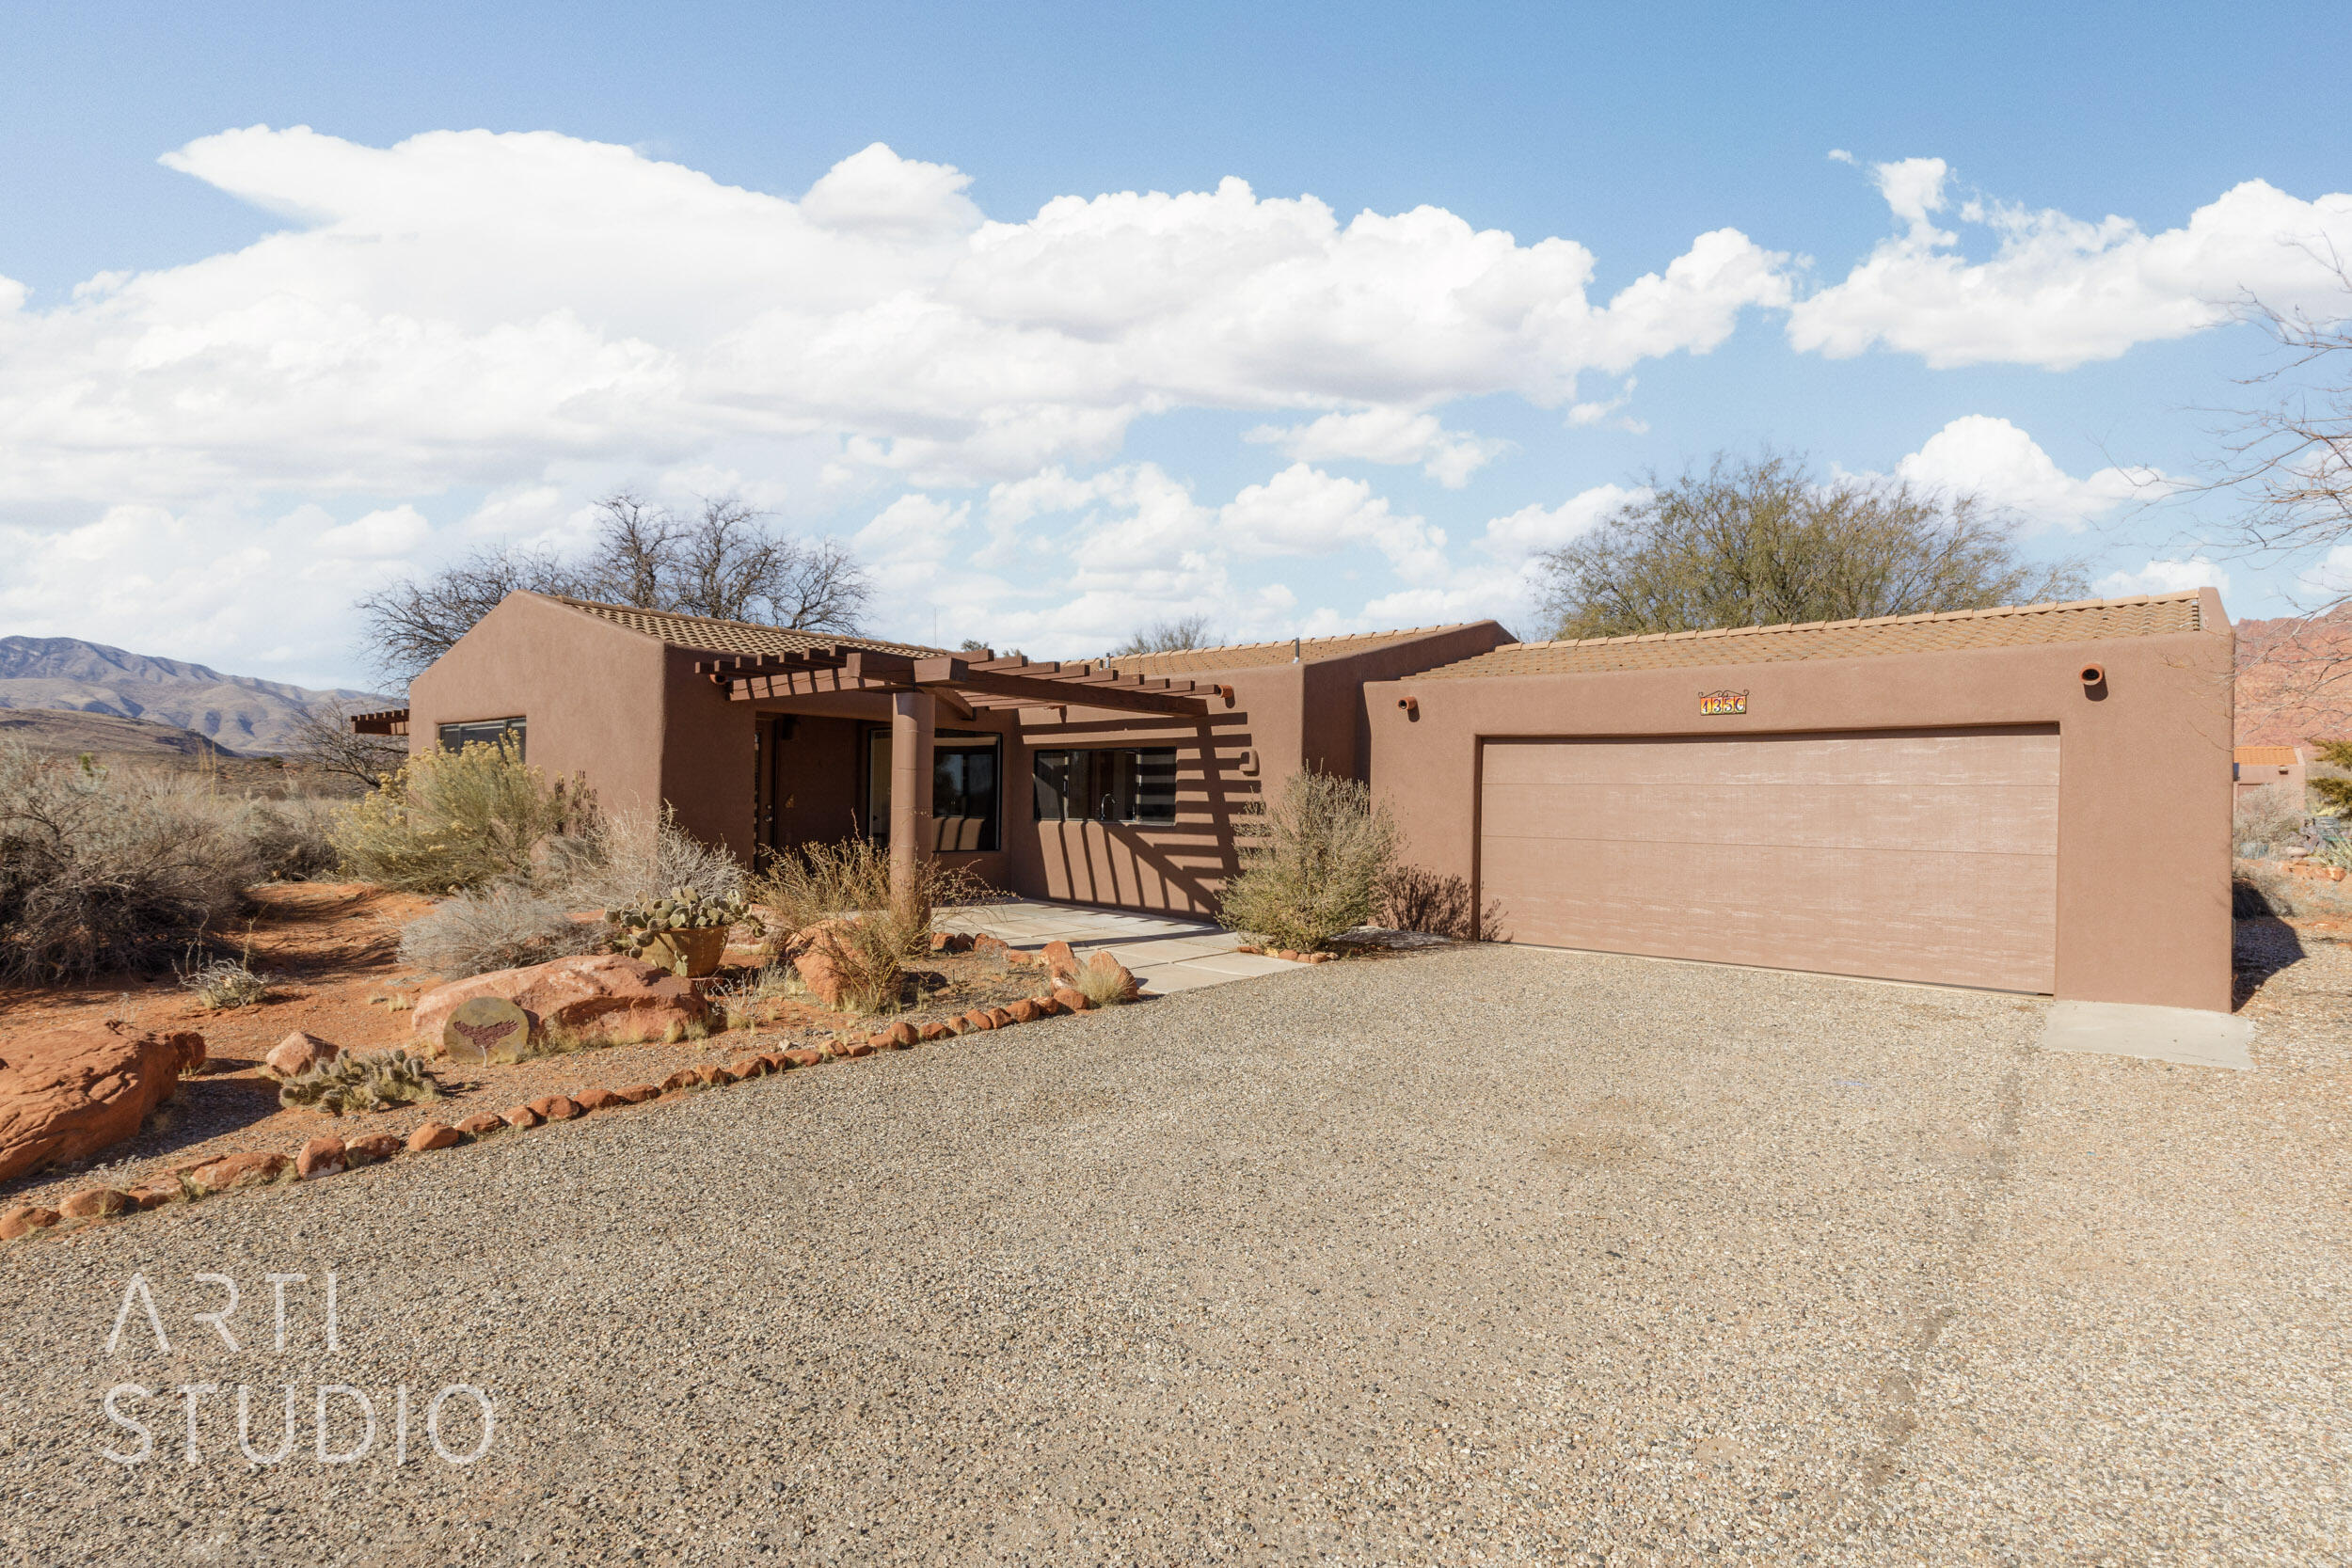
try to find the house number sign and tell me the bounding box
[1698,689,1748,716]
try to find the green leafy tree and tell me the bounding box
[1536,451,2088,641]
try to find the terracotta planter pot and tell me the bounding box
[634,927,728,978]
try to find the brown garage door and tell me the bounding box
[1479,728,2059,992]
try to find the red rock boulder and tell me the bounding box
[265,1030,339,1078]
[0,1022,205,1184]
[411,954,709,1054]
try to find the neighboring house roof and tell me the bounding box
[1103,625,1498,675]
[1414,593,2208,680]
[547,596,945,658]
[2234,746,2302,767]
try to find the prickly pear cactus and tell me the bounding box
[605,886,747,971]
[278,1048,442,1116]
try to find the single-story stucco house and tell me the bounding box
[2233,744,2306,816]
[358,585,2233,1011]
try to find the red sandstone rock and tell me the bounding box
[127,1182,178,1211]
[730,1057,771,1078]
[406,1123,462,1152]
[1041,940,1079,979]
[918,1022,954,1042]
[295,1135,347,1178]
[697,1065,737,1085]
[986,1006,1016,1028]
[500,1104,545,1129]
[573,1087,625,1112]
[1006,999,1041,1023]
[265,1030,340,1078]
[183,1150,291,1195]
[783,1049,824,1068]
[0,1206,61,1239]
[59,1187,132,1220]
[344,1132,405,1164]
[660,1069,700,1092]
[454,1113,505,1138]
[1028,994,1061,1016]
[411,954,710,1053]
[884,1021,919,1048]
[1052,987,1091,1012]
[0,1022,206,1184]
[972,933,1009,959]
[530,1095,582,1121]
[614,1083,661,1102]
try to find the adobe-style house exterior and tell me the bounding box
[2233,745,2306,816]
[361,586,2235,1011]
[365,592,1511,917]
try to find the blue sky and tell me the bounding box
[3,1,2348,688]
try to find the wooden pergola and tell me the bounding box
[693,647,1226,900]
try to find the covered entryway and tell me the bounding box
[1478,727,2060,992]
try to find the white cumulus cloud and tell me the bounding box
[1244,407,1507,487]
[2097,557,2229,597]
[1789,157,2352,368]
[1892,415,2156,531]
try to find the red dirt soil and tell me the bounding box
[0,882,1074,1212]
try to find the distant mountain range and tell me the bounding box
[0,637,392,755]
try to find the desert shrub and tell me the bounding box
[710,963,796,1030]
[278,1048,441,1115]
[554,805,745,911]
[2312,739,2352,816]
[240,794,346,880]
[330,744,594,893]
[180,956,269,1008]
[1216,770,1401,953]
[0,744,262,983]
[1073,951,1137,1006]
[398,885,603,978]
[1376,863,1506,941]
[750,835,980,951]
[2233,788,2307,849]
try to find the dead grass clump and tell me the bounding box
[330,743,595,893]
[180,957,269,1009]
[2233,790,2308,849]
[552,805,746,911]
[0,743,262,984]
[398,885,603,979]
[1073,952,1137,1007]
[751,836,987,1015]
[1217,770,1400,953]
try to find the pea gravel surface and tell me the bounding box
[2,940,2345,1565]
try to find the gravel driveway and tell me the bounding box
[2,942,2344,1564]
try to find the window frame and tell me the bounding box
[864,725,1004,851]
[437,717,526,762]
[1031,746,1179,826]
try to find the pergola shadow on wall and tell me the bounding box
[695,645,1237,902]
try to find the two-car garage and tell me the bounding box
[1369,591,2234,1013]
[1476,728,2060,993]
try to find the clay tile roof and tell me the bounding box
[548,597,945,658]
[1414,593,2207,681]
[2234,745,2301,766]
[1102,625,1489,675]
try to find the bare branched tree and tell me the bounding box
[1108,615,1216,658]
[1535,451,2087,641]
[2199,257,2352,731]
[282,699,409,793]
[355,545,581,683]
[354,491,873,684]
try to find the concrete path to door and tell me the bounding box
[935,898,1303,995]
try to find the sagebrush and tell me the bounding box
[551,805,745,911]
[0,744,262,983]
[2233,788,2307,848]
[180,957,269,1008]
[331,743,595,893]
[397,885,603,978]
[1376,864,1505,941]
[1216,771,1401,952]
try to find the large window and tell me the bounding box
[866,729,1002,851]
[1033,748,1178,825]
[437,718,525,761]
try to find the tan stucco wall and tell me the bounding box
[405,594,672,819]
[1364,594,2236,1012]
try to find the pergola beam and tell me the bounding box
[909,657,1207,716]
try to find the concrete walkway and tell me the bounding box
[935,898,1303,995]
